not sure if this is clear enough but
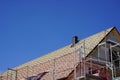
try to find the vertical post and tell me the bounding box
[98,45,100,63]
[114,64,116,78]
[53,59,55,80]
[74,43,76,80]
[90,56,92,74]
[80,46,82,77]
[118,52,120,69]
[15,70,17,80]
[104,30,108,65]
[78,47,81,77]
[83,40,86,80]
[105,42,108,65]
[98,44,100,77]
[32,66,34,76]
[26,66,28,78]
[110,44,114,80]
[10,70,12,80]
[7,70,9,80]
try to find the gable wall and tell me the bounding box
[90,29,120,61]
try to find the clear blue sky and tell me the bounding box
[0,0,120,73]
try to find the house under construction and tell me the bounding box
[0,27,120,80]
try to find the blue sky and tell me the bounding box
[0,0,120,73]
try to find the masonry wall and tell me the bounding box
[1,49,81,80]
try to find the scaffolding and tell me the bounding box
[75,39,120,80]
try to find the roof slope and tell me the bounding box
[14,27,114,69]
[1,27,114,76]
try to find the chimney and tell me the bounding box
[72,36,78,45]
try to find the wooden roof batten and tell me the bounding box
[15,27,114,69]
[1,27,116,76]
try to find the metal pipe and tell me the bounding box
[107,39,118,44]
[26,66,28,78]
[98,45,100,64]
[110,43,114,80]
[79,47,82,77]
[53,59,55,80]
[111,43,120,48]
[83,40,86,80]
[90,56,92,74]
[74,43,76,80]
[7,70,8,80]
[98,42,106,46]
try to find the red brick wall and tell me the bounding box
[1,50,81,80]
[14,50,81,80]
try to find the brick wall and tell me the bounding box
[17,50,80,80]
[1,50,81,80]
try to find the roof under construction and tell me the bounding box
[14,27,114,69]
[1,27,120,80]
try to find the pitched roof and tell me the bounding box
[15,27,114,69]
[2,27,114,76]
